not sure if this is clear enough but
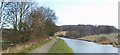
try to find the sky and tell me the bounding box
[37,0,119,28]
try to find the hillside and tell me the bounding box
[58,24,118,38]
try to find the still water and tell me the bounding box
[61,37,118,53]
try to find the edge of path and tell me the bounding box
[29,38,56,53]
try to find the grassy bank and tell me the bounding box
[79,33,119,47]
[48,38,73,54]
[19,38,52,53]
[2,37,52,53]
[79,33,118,41]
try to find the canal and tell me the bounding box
[61,37,118,53]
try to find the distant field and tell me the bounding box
[79,33,118,42]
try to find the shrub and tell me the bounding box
[95,36,112,44]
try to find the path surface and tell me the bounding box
[30,38,56,53]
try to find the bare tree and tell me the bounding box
[18,2,36,31]
[1,2,36,30]
[29,7,58,38]
[0,0,4,52]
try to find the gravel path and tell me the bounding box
[29,38,56,53]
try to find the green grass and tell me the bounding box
[79,33,118,42]
[48,38,73,54]
[19,38,52,53]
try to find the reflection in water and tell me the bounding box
[61,37,118,53]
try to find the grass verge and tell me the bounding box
[48,38,74,54]
[19,38,52,53]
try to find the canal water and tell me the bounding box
[61,37,118,53]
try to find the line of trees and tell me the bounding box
[59,24,118,38]
[1,2,58,43]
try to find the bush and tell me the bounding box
[95,36,112,44]
[2,29,29,43]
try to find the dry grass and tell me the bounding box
[79,33,118,42]
[2,37,51,53]
[95,36,112,44]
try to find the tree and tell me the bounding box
[0,0,4,41]
[18,2,36,31]
[0,2,3,28]
[45,21,58,36]
[28,7,58,38]
[1,2,36,30]
[0,2,10,28]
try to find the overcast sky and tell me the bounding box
[37,0,119,28]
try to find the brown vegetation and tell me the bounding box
[95,36,112,44]
[3,37,50,53]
